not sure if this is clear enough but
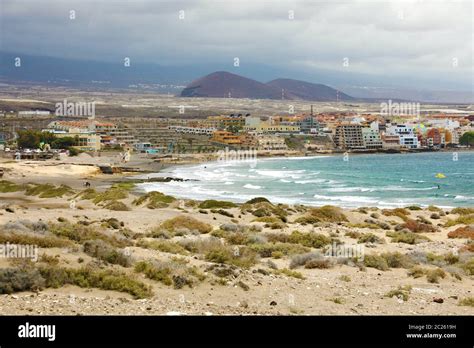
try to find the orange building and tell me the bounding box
[211,131,242,145]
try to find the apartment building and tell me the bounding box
[333,124,365,149]
[257,135,288,150]
[211,131,242,146]
[385,124,419,149]
[362,127,383,149]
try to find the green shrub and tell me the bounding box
[287,231,331,248]
[199,200,237,209]
[407,206,422,211]
[304,258,333,269]
[0,267,45,294]
[160,215,212,234]
[358,233,385,244]
[241,201,288,219]
[295,205,347,224]
[386,231,430,244]
[382,208,410,221]
[39,266,152,299]
[249,242,309,258]
[133,191,176,209]
[276,268,305,279]
[91,186,129,204]
[83,240,132,267]
[0,180,25,193]
[0,233,73,248]
[204,245,258,269]
[49,222,130,247]
[458,297,474,307]
[363,254,389,271]
[385,285,412,301]
[104,200,130,211]
[451,207,474,215]
[407,266,426,278]
[136,239,188,255]
[445,214,474,227]
[381,252,413,268]
[135,261,172,286]
[25,183,74,198]
[426,268,446,283]
[339,275,351,282]
[245,197,270,204]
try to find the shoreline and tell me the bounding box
[129,151,474,209]
[0,155,473,315]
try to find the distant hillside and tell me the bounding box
[180,72,354,101]
[267,78,354,101]
[180,71,282,99]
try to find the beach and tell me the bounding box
[0,154,473,315]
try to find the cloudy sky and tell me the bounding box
[0,0,472,91]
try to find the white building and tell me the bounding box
[168,126,216,136]
[427,119,460,130]
[385,124,419,149]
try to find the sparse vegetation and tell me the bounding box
[339,275,351,282]
[381,252,413,268]
[382,208,410,221]
[386,231,430,244]
[358,232,385,244]
[136,239,188,255]
[407,266,446,283]
[363,254,389,271]
[159,215,212,234]
[385,285,412,301]
[0,233,73,248]
[135,260,205,289]
[0,180,25,193]
[133,191,176,209]
[445,214,474,227]
[25,183,74,198]
[458,297,474,307]
[295,205,347,225]
[276,268,305,279]
[83,240,132,267]
[198,200,237,209]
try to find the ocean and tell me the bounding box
[138,151,474,208]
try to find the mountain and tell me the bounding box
[180,72,353,101]
[180,71,282,99]
[267,78,354,101]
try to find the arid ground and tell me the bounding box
[0,155,473,315]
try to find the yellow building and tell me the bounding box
[53,131,101,151]
[211,131,242,145]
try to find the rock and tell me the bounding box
[433,298,444,304]
[236,281,250,291]
[270,301,277,306]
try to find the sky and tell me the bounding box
[0,0,472,91]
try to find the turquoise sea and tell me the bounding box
[139,152,474,208]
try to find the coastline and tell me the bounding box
[131,150,474,209]
[0,155,473,315]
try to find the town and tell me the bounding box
[1,104,473,157]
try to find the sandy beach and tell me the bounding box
[0,155,473,315]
